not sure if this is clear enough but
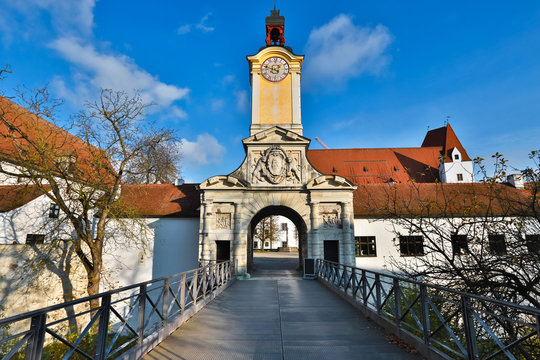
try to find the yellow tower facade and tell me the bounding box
[247,10,304,136]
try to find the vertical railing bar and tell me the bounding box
[375,273,382,314]
[180,273,186,314]
[202,267,207,298]
[162,278,170,327]
[137,284,147,347]
[394,278,402,328]
[24,312,47,360]
[461,295,479,360]
[192,270,199,305]
[95,294,111,360]
[420,284,431,346]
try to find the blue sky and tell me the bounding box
[1,1,539,182]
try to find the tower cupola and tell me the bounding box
[265,9,285,46]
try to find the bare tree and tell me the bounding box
[0,87,178,309]
[359,153,540,308]
[123,141,181,184]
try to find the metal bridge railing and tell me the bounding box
[0,261,233,360]
[316,259,539,360]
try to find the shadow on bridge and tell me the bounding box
[144,260,419,360]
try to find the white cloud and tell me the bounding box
[196,13,215,32]
[303,14,393,86]
[210,98,225,111]
[181,134,226,167]
[1,0,96,42]
[234,90,248,112]
[177,24,191,35]
[50,37,190,108]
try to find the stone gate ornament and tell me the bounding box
[253,146,300,184]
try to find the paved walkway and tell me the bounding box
[145,254,419,360]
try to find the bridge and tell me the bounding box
[0,253,538,359]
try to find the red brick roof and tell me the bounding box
[117,183,200,217]
[421,123,471,163]
[0,185,51,212]
[353,183,533,217]
[0,96,115,184]
[307,147,442,184]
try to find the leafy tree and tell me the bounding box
[0,86,178,309]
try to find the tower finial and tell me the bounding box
[274,0,276,11]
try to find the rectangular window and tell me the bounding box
[454,154,460,160]
[355,236,377,257]
[49,203,60,218]
[457,173,463,181]
[399,235,424,256]
[525,234,539,255]
[451,234,468,255]
[26,234,45,245]
[281,223,288,231]
[488,234,506,255]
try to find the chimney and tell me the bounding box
[174,178,185,187]
[507,174,524,189]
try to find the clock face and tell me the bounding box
[261,57,289,82]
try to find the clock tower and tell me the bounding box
[247,9,304,136]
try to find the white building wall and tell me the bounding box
[439,148,474,183]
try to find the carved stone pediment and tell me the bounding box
[199,175,247,190]
[243,126,310,147]
[306,175,357,190]
[251,146,302,185]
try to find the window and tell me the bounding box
[457,173,463,181]
[525,234,539,255]
[281,223,288,231]
[399,236,424,256]
[355,236,377,257]
[49,203,60,218]
[488,234,506,255]
[454,154,460,160]
[451,234,468,255]
[26,234,45,245]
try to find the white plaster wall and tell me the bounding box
[149,217,199,278]
[440,161,474,183]
[0,194,56,244]
[0,162,24,185]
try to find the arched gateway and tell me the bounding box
[198,9,357,275]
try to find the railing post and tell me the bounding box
[420,284,431,346]
[137,284,147,347]
[202,267,207,298]
[351,267,356,296]
[394,278,402,327]
[162,278,170,327]
[375,273,381,314]
[95,294,111,360]
[25,312,46,360]
[192,270,199,306]
[362,270,368,306]
[461,295,479,360]
[180,274,186,314]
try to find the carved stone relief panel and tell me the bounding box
[320,204,342,228]
[216,212,232,230]
[250,146,302,185]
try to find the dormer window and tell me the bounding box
[450,148,462,162]
[457,173,463,181]
[49,203,60,218]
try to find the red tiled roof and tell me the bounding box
[353,183,533,217]
[307,147,442,184]
[0,185,51,212]
[0,96,116,184]
[117,183,200,217]
[421,123,471,162]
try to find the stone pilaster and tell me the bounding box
[309,202,321,259]
[341,201,355,266]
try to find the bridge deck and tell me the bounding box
[145,254,419,360]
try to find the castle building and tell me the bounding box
[0,8,535,314]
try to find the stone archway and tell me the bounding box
[246,205,308,271]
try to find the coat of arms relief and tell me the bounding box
[251,146,302,185]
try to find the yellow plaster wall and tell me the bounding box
[259,76,292,125]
